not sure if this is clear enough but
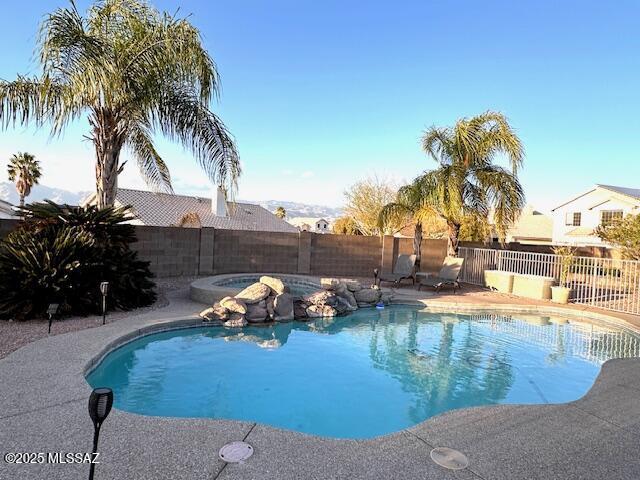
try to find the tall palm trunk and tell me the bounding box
[447,221,461,257]
[92,111,124,209]
[413,221,423,268]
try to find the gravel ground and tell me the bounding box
[0,276,203,359]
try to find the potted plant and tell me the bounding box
[551,246,576,304]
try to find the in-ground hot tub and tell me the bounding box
[190,274,322,304]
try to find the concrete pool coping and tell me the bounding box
[1,288,640,479]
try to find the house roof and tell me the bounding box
[102,188,298,233]
[0,199,15,216]
[552,184,640,211]
[508,206,553,240]
[565,226,594,237]
[597,184,640,201]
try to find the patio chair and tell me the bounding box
[377,254,417,286]
[417,257,464,293]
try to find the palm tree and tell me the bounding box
[275,206,286,219]
[378,179,431,266]
[420,111,525,256]
[7,152,42,207]
[0,0,239,208]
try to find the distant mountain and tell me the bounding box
[0,182,90,206]
[247,199,343,222]
[0,184,343,222]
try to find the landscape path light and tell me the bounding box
[47,303,59,334]
[100,282,109,325]
[88,387,113,480]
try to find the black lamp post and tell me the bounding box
[88,387,113,480]
[47,303,59,334]
[99,282,109,325]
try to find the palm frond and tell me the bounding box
[152,88,240,196]
[126,124,173,192]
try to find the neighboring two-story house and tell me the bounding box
[551,184,640,246]
[288,217,331,234]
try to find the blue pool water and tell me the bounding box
[87,306,640,439]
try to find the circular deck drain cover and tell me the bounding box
[430,447,469,470]
[219,441,254,463]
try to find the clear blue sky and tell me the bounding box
[1,0,639,210]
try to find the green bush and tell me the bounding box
[0,201,156,320]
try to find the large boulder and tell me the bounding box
[335,289,358,311]
[334,296,352,316]
[235,282,271,304]
[266,296,275,320]
[199,304,229,322]
[345,280,362,292]
[354,287,382,304]
[293,300,309,319]
[246,301,269,323]
[220,296,247,314]
[223,313,247,327]
[259,276,286,295]
[274,293,294,321]
[306,304,337,318]
[380,292,394,305]
[304,290,338,307]
[320,277,341,290]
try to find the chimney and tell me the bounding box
[212,186,227,216]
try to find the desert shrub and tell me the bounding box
[0,201,156,319]
[595,214,640,260]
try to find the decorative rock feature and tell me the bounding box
[199,276,393,327]
[259,275,286,295]
[220,296,247,314]
[223,313,247,328]
[265,296,275,320]
[320,277,341,290]
[199,305,229,322]
[274,293,294,322]
[304,290,338,307]
[293,300,309,319]
[246,301,269,323]
[354,287,382,305]
[235,282,271,304]
[345,279,362,292]
[306,304,337,318]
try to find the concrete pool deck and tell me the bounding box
[1,285,639,479]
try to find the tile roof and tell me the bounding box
[114,188,298,233]
[597,185,640,201]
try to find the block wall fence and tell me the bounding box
[0,219,617,278]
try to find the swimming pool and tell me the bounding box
[87,306,640,439]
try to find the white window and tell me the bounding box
[565,212,581,226]
[600,210,623,226]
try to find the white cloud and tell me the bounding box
[300,171,315,178]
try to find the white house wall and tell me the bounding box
[552,188,640,246]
